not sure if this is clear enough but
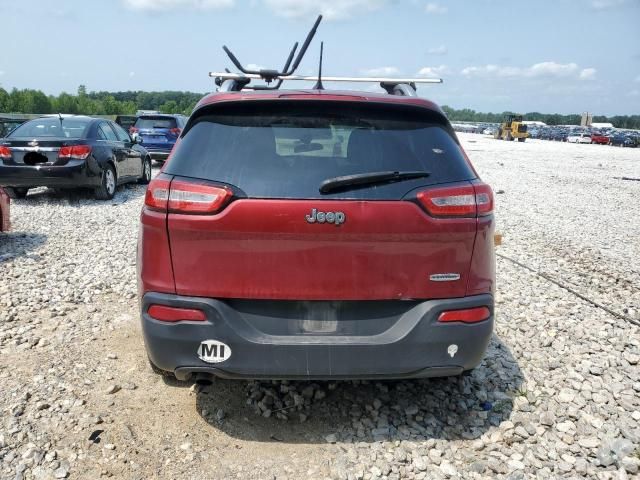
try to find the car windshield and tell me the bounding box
[165,102,476,200]
[9,118,90,139]
[135,117,177,129]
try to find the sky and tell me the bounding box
[1,0,639,115]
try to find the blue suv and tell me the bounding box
[131,114,187,162]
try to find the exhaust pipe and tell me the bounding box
[193,372,213,386]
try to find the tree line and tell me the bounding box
[0,86,201,117]
[1,85,639,129]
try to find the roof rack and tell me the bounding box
[212,15,443,96]
[210,72,442,96]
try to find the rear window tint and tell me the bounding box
[134,116,177,129]
[166,101,476,200]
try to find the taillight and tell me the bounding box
[148,305,206,322]
[438,306,490,323]
[59,145,92,160]
[144,177,232,215]
[417,182,493,217]
[167,179,232,214]
[473,182,494,216]
[169,127,181,136]
[130,126,139,134]
[0,146,11,159]
[144,177,171,212]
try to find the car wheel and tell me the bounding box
[4,187,29,199]
[95,164,117,200]
[138,156,152,185]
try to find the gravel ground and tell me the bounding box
[1,136,639,480]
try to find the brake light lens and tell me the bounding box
[417,182,493,217]
[169,127,181,136]
[145,177,171,211]
[144,177,232,214]
[130,126,139,134]
[148,305,206,322]
[0,146,11,159]
[59,145,92,160]
[438,306,491,323]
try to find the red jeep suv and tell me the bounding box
[137,88,495,381]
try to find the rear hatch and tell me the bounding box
[158,100,483,301]
[133,116,179,148]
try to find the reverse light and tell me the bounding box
[59,145,92,160]
[0,146,12,159]
[417,182,494,217]
[438,306,491,324]
[148,305,206,322]
[167,180,232,214]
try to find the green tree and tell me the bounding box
[159,100,179,113]
[0,88,8,112]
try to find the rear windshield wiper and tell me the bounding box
[319,170,430,194]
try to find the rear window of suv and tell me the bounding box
[166,101,476,199]
[134,116,177,129]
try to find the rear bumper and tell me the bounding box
[141,145,172,160]
[141,292,494,381]
[0,161,100,188]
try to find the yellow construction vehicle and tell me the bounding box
[494,114,529,142]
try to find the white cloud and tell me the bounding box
[427,44,448,55]
[129,71,136,77]
[461,61,584,79]
[417,65,450,77]
[527,62,579,77]
[263,0,387,20]
[591,0,627,9]
[0,71,5,77]
[122,0,234,11]
[246,63,265,71]
[425,2,447,14]
[461,64,517,77]
[361,66,400,76]
[579,68,597,80]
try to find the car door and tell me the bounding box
[111,121,142,178]
[98,122,129,179]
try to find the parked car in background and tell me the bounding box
[608,132,638,147]
[0,117,28,138]
[590,132,610,145]
[567,132,592,144]
[115,115,138,132]
[0,187,10,232]
[0,116,152,200]
[130,114,187,162]
[549,130,568,142]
